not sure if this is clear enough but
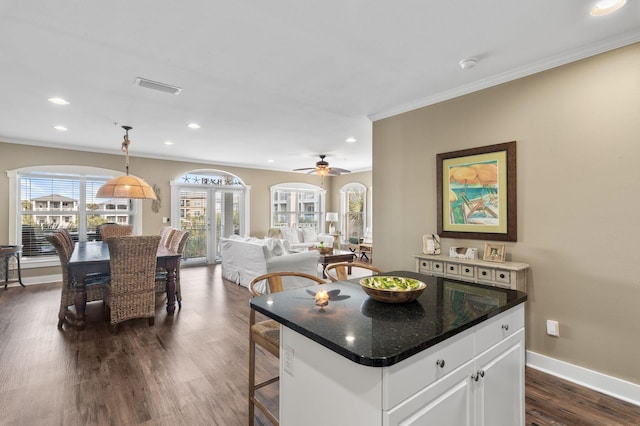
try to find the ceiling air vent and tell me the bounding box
[134,77,182,95]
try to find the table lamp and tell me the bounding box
[326,212,338,234]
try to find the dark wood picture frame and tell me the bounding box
[437,141,517,242]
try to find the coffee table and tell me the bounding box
[317,249,356,279]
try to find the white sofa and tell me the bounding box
[220,236,320,294]
[267,227,334,251]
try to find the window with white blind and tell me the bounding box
[8,166,139,260]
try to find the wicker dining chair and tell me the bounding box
[104,235,161,332]
[99,223,133,241]
[46,232,110,329]
[323,261,384,282]
[248,271,326,426]
[155,230,189,307]
[159,225,174,247]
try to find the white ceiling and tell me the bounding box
[1,1,638,174]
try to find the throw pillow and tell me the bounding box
[279,227,299,244]
[302,228,318,243]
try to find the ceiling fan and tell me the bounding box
[293,155,351,176]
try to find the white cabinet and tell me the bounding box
[383,306,525,426]
[415,254,529,292]
[474,329,525,426]
[384,360,475,426]
[280,304,525,425]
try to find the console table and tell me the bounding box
[414,254,529,292]
[1,245,25,289]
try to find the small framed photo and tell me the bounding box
[483,242,506,263]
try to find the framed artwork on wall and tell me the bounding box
[437,141,517,242]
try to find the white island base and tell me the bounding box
[280,304,525,426]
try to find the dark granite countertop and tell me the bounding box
[250,270,527,367]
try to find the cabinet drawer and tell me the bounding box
[477,267,494,281]
[418,259,431,274]
[382,329,474,410]
[384,360,475,426]
[495,269,511,285]
[460,265,474,278]
[431,261,444,275]
[475,304,524,355]
[444,263,460,275]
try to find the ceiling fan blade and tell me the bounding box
[329,167,351,174]
[293,167,315,172]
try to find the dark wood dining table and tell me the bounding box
[68,241,181,330]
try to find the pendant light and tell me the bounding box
[96,126,157,200]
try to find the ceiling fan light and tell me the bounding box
[590,0,626,16]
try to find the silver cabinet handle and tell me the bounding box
[436,359,445,368]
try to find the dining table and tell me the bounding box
[68,240,181,330]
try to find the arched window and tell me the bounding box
[270,182,326,231]
[340,183,367,241]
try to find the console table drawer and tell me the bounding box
[431,261,444,274]
[444,263,460,275]
[418,259,431,274]
[477,268,494,281]
[495,269,511,285]
[460,265,474,278]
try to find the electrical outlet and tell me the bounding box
[546,320,560,337]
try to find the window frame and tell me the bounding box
[339,182,368,241]
[270,182,326,231]
[7,165,143,267]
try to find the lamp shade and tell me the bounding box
[326,212,338,222]
[96,175,157,200]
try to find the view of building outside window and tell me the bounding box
[19,173,132,257]
[272,188,322,231]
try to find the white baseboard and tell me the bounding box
[4,274,61,287]
[526,350,640,407]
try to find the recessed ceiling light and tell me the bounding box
[590,0,626,16]
[53,125,67,131]
[346,137,356,143]
[187,123,201,129]
[459,58,478,70]
[163,141,174,145]
[48,97,69,105]
[267,159,274,163]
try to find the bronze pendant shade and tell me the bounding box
[96,126,156,200]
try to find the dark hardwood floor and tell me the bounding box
[0,264,638,425]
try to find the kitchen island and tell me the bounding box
[250,270,527,425]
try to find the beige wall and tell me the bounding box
[372,42,640,384]
[0,142,370,274]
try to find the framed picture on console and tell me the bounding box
[483,242,506,263]
[437,141,517,242]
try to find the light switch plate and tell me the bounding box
[546,320,559,336]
